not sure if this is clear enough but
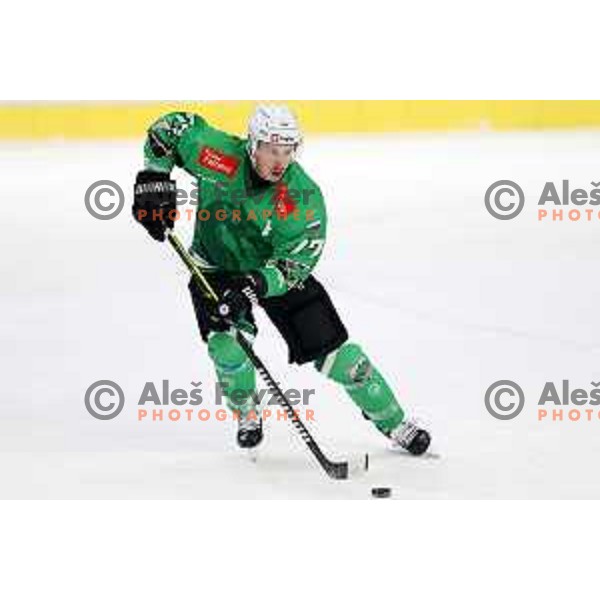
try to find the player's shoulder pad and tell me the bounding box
[203,129,246,158]
[149,111,243,150]
[285,162,324,209]
[149,111,204,135]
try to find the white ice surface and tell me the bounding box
[2,130,600,499]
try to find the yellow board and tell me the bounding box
[1,101,600,139]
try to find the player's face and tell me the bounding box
[254,142,296,182]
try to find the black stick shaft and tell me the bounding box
[234,332,348,479]
[167,232,348,479]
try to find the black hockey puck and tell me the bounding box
[371,487,392,498]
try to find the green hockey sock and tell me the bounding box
[207,330,256,417]
[314,342,405,434]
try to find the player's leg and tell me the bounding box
[316,344,431,454]
[261,275,431,455]
[189,275,262,448]
[314,342,404,434]
[206,329,257,419]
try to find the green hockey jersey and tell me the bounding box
[143,111,327,297]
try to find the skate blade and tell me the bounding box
[246,447,260,463]
[388,446,442,460]
[419,451,442,460]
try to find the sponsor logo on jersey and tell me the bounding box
[197,147,240,178]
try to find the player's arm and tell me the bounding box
[133,112,208,241]
[143,112,209,173]
[259,191,328,297]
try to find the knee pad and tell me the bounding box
[207,331,249,373]
[315,341,404,431]
[314,342,373,388]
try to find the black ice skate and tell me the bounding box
[388,420,431,456]
[237,414,263,450]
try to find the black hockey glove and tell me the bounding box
[133,170,177,242]
[215,272,267,324]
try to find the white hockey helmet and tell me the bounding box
[247,104,303,161]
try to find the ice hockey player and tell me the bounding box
[132,104,431,455]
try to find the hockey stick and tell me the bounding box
[166,232,352,480]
